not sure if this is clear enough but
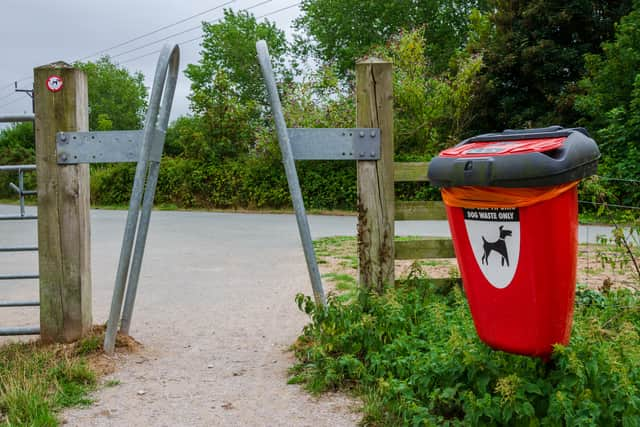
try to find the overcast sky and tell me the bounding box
[0,0,301,124]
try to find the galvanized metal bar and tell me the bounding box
[0,215,37,221]
[0,274,39,280]
[18,169,25,216]
[0,115,34,123]
[0,165,36,172]
[0,326,39,335]
[8,182,20,193]
[56,129,165,164]
[257,40,326,307]
[288,128,381,160]
[0,246,38,252]
[120,48,179,335]
[104,44,180,354]
[119,162,160,334]
[0,301,39,307]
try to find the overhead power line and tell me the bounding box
[0,95,30,111]
[76,0,236,62]
[0,78,33,102]
[0,0,300,102]
[115,0,273,61]
[0,0,237,93]
[120,1,298,65]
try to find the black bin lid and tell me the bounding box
[427,126,600,188]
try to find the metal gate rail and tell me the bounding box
[257,40,381,307]
[102,44,179,353]
[0,163,40,336]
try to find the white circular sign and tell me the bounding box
[46,75,63,92]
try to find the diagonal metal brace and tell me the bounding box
[288,128,381,160]
[56,129,165,164]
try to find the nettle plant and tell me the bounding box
[291,273,640,425]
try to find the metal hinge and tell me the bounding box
[56,129,165,164]
[287,128,381,160]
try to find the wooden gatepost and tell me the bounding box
[355,59,456,292]
[34,63,92,342]
[355,59,395,293]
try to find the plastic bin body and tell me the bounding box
[446,188,578,357]
[428,126,599,358]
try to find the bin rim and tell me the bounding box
[427,126,600,188]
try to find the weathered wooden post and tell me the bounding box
[356,58,394,292]
[34,63,92,342]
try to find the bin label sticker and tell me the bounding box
[463,208,520,289]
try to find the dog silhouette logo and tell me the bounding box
[463,208,520,289]
[481,225,512,267]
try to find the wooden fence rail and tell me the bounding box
[392,162,455,260]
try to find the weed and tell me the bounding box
[75,335,102,356]
[292,276,640,425]
[323,273,358,303]
[103,379,121,388]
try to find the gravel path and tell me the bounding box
[0,205,615,426]
[1,208,361,426]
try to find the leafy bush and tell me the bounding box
[89,156,357,211]
[371,28,484,158]
[0,123,36,200]
[292,277,640,425]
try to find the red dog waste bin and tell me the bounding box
[428,126,600,358]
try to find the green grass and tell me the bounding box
[0,332,106,426]
[322,273,358,302]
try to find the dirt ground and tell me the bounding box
[1,209,363,427]
[316,236,638,292]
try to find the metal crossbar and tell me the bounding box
[0,247,37,252]
[0,326,39,336]
[0,115,34,123]
[0,215,37,221]
[0,274,39,281]
[0,301,39,307]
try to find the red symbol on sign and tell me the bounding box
[46,75,63,92]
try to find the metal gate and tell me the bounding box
[0,157,39,336]
[0,44,178,345]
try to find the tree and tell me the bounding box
[294,0,485,77]
[185,9,289,114]
[76,57,148,130]
[370,29,484,157]
[575,1,640,204]
[473,0,633,131]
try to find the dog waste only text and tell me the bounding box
[463,208,519,222]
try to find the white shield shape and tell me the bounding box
[463,208,520,289]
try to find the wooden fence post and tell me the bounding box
[34,63,92,342]
[356,58,394,292]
